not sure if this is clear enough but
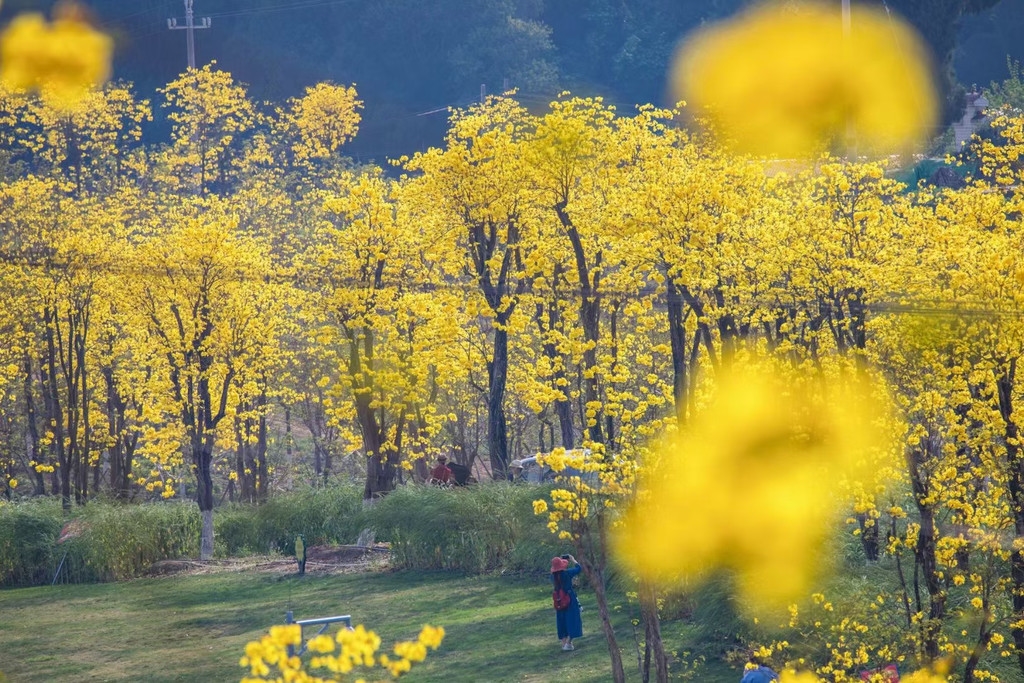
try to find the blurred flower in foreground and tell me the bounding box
[670,1,936,157]
[614,363,892,610]
[779,672,823,683]
[0,2,112,109]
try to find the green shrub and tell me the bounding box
[247,486,366,555]
[215,504,263,556]
[368,483,561,573]
[76,502,200,581]
[0,499,62,587]
[214,486,366,556]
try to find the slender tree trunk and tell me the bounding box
[104,367,127,500]
[576,556,626,683]
[639,581,669,683]
[234,413,253,503]
[665,278,689,420]
[995,361,1024,678]
[487,326,510,477]
[907,433,945,663]
[256,389,268,501]
[348,328,398,500]
[42,309,69,510]
[76,319,91,504]
[194,433,215,560]
[536,300,575,449]
[964,607,992,683]
[23,355,44,496]
[554,201,603,445]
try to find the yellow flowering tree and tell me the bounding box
[130,201,279,558]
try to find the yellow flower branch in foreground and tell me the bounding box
[239,623,444,682]
[615,362,893,610]
[671,1,936,157]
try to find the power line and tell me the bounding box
[205,0,364,19]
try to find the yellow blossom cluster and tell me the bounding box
[615,362,892,609]
[0,2,112,110]
[239,623,444,682]
[671,1,936,157]
[532,446,638,541]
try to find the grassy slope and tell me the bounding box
[0,568,735,682]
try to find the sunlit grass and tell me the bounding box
[0,569,735,682]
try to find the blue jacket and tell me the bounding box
[741,666,779,683]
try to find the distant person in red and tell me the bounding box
[429,455,452,485]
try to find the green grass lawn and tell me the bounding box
[0,567,736,682]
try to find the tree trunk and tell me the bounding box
[75,318,91,505]
[23,355,44,496]
[234,413,254,503]
[907,434,945,663]
[42,310,69,510]
[358,387,392,500]
[665,278,689,420]
[194,434,215,560]
[639,581,669,683]
[256,389,268,501]
[995,361,1024,678]
[487,326,510,477]
[350,328,398,500]
[554,201,603,445]
[577,557,626,683]
[536,300,575,449]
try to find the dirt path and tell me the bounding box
[146,544,390,577]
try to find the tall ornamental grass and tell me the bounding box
[0,499,63,587]
[370,483,562,573]
[217,486,366,556]
[1,482,560,586]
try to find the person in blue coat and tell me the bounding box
[740,659,779,683]
[551,554,583,651]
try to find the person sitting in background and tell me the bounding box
[429,455,452,485]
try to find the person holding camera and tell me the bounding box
[550,554,583,651]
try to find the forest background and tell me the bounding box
[2,0,1024,162]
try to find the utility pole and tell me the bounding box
[167,0,211,69]
[841,0,857,158]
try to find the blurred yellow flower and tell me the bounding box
[670,1,936,157]
[0,3,112,110]
[614,362,891,610]
[780,671,824,683]
[7,478,16,489]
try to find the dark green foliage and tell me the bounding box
[0,483,561,586]
[0,499,62,587]
[217,486,366,556]
[369,483,561,573]
[76,502,201,581]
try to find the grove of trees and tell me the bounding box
[6,56,1024,680]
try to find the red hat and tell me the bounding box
[551,557,569,572]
